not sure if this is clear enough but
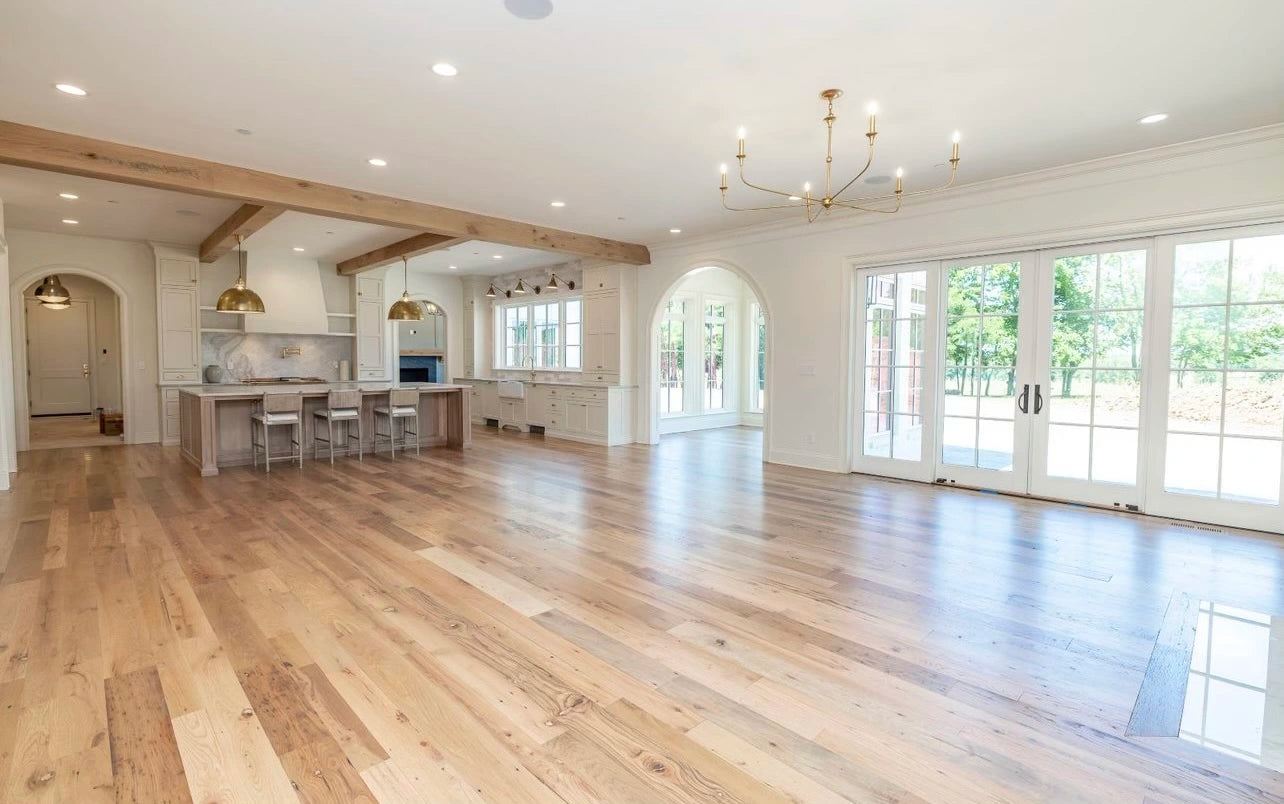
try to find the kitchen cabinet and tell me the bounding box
[161,387,182,445]
[580,265,635,386]
[457,379,635,446]
[152,245,201,384]
[355,276,386,379]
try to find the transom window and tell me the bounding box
[497,297,582,370]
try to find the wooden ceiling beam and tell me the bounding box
[0,120,651,266]
[336,232,468,276]
[198,203,286,263]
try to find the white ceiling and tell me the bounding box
[1,1,1281,245]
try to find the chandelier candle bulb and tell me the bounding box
[720,163,728,192]
[895,167,903,194]
[952,130,961,162]
[867,102,878,137]
[737,127,746,160]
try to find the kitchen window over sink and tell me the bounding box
[496,297,583,370]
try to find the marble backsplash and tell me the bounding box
[202,333,355,382]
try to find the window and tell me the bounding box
[660,298,686,415]
[750,302,765,412]
[496,297,581,370]
[704,301,727,411]
[532,301,560,368]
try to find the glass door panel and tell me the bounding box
[1148,227,1284,532]
[1030,244,1149,507]
[853,265,937,482]
[935,256,1034,493]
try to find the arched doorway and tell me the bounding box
[9,266,135,451]
[643,262,771,456]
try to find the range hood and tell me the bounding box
[241,254,332,336]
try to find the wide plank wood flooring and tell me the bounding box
[0,425,1281,802]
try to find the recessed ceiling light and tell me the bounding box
[367,157,388,167]
[293,247,305,252]
[59,192,78,200]
[448,265,458,270]
[505,0,554,20]
[1138,113,1168,125]
[669,228,682,234]
[55,83,87,96]
[493,255,503,260]
[62,219,79,225]
[431,63,458,77]
[550,201,566,207]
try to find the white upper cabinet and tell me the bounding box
[355,276,386,378]
[152,245,200,383]
[580,265,635,383]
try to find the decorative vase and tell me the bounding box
[204,364,225,384]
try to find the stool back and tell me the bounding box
[262,392,303,416]
[389,388,419,408]
[328,389,361,411]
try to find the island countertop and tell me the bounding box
[179,381,472,398]
[177,382,470,475]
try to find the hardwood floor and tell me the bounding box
[1,425,1281,802]
[26,415,123,451]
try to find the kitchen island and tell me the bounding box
[178,382,471,476]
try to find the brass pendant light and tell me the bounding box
[40,300,72,310]
[33,275,71,304]
[485,283,498,298]
[215,235,266,314]
[388,257,425,321]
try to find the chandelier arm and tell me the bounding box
[737,163,802,200]
[721,196,806,212]
[829,144,877,201]
[829,196,904,214]
[835,166,959,206]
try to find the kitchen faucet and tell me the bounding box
[523,354,536,381]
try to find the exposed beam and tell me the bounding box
[0,120,651,266]
[336,232,467,276]
[198,203,286,263]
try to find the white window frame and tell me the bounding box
[702,297,731,413]
[748,301,765,413]
[659,296,688,417]
[494,295,584,372]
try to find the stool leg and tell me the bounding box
[357,416,363,461]
[265,423,271,473]
[296,422,303,468]
[329,418,335,465]
[252,420,258,469]
[414,413,420,456]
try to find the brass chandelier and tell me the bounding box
[720,88,962,222]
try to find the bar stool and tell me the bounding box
[250,392,303,472]
[373,388,419,459]
[313,389,363,464]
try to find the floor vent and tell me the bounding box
[1168,520,1225,534]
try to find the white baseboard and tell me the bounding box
[659,411,741,435]
[766,448,847,473]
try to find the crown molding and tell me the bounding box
[649,124,1284,258]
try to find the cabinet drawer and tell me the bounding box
[163,371,197,383]
[583,372,618,386]
[568,388,605,401]
[547,415,562,430]
[358,369,384,379]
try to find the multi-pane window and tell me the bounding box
[502,305,529,368]
[1164,234,1284,504]
[864,270,927,460]
[497,298,581,370]
[659,298,686,415]
[750,302,766,412]
[531,302,560,368]
[564,299,582,369]
[704,301,727,411]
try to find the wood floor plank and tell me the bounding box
[103,667,190,803]
[1,428,1281,803]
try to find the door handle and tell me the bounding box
[1017,384,1030,414]
[1033,384,1044,414]
[83,363,90,378]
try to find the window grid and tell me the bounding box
[660,298,686,416]
[704,301,727,412]
[750,302,766,413]
[863,270,927,461]
[497,297,583,371]
[1178,602,1269,764]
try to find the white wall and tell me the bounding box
[7,228,159,446]
[22,274,122,410]
[637,126,1284,470]
[0,200,13,488]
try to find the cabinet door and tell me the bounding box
[586,403,607,436]
[356,298,384,372]
[158,257,197,287]
[482,385,500,418]
[160,286,199,371]
[566,401,588,433]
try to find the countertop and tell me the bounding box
[179,381,470,398]
[455,377,639,389]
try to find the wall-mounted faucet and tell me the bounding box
[282,346,303,358]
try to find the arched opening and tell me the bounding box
[644,262,771,457]
[10,266,134,451]
[395,300,448,383]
